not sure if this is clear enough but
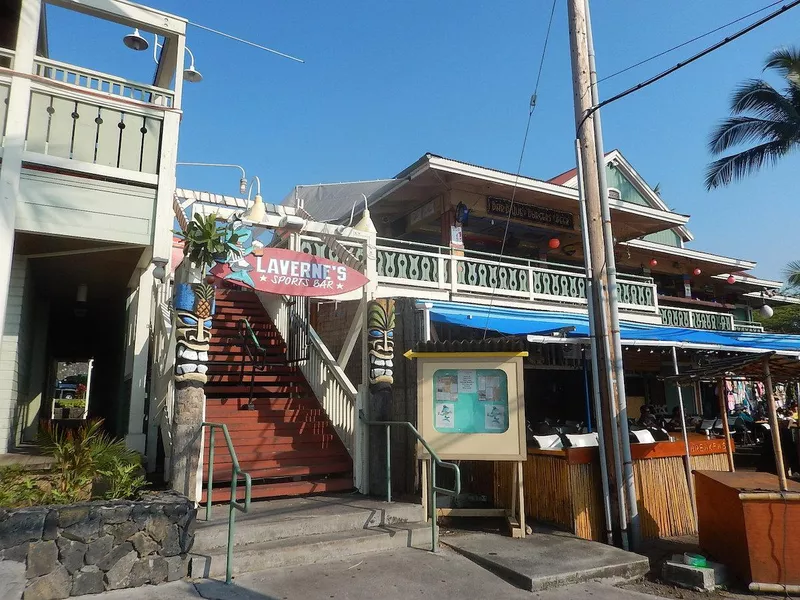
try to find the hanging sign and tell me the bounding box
[210,247,368,297]
[486,196,574,230]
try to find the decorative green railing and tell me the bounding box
[299,236,659,313]
[202,422,252,584]
[659,306,735,331]
[359,410,461,553]
[734,320,765,333]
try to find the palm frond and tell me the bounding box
[784,260,800,288]
[729,79,800,122]
[765,46,800,87]
[704,139,795,189]
[708,116,798,155]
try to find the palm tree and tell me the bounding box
[785,260,800,290]
[705,47,800,190]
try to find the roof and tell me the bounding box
[280,179,399,223]
[661,352,800,384]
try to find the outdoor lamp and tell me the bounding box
[455,202,470,226]
[760,304,774,319]
[123,28,149,51]
[246,176,266,223]
[239,178,248,195]
[183,48,203,83]
[353,194,377,234]
[727,275,736,284]
[152,257,169,282]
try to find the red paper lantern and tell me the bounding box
[727,275,736,284]
[693,268,702,276]
[548,238,560,250]
[649,258,658,267]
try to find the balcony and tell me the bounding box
[659,306,736,331]
[299,236,660,319]
[733,320,765,333]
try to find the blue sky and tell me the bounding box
[46,1,799,281]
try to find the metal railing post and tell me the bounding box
[206,427,215,521]
[430,460,437,552]
[227,475,238,584]
[386,424,392,503]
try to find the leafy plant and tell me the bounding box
[58,400,86,410]
[0,466,45,508]
[174,212,242,273]
[97,459,148,500]
[38,419,140,503]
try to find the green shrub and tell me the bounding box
[0,466,45,508]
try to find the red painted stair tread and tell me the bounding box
[203,288,353,500]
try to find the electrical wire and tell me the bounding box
[481,0,558,339]
[576,0,800,135]
[188,21,305,63]
[597,0,785,84]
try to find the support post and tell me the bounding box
[717,378,735,472]
[367,299,396,496]
[763,357,788,491]
[0,0,42,359]
[169,268,214,502]
[671,347,697,524]
[568,0,636,547]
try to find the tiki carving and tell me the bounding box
[368,299,395,388]
[174,282,215,386]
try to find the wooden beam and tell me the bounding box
[337,298,366,368]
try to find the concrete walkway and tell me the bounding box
[89,547,664,600]
[442,530,650,591]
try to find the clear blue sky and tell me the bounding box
[46,1,799,281]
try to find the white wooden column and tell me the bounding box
[0,0,41,357]
[125,265,154,454]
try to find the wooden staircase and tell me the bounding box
[202,288,354,502]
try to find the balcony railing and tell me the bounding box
[659,306,734,331]
[299,236,659,314]
[33,56,174,108]
[733,320,765,333]
[25,87,163,176]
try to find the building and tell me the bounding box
[0,0,187,462]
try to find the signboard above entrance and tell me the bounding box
[210,247,368,297]
[486,196,574,230]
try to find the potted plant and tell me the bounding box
[174,212,242,280]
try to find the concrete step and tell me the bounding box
[202,475,354,503]
[190,522,431,578]
[193,495,424,552]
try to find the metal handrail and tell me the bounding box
[237,318,268,410]
[359,410,461,552]
[202,421,252,585]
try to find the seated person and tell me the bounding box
[638,405,660,429]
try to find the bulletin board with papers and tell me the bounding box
[413,353,527,462]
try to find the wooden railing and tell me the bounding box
[269,295,358,458]
[33,56,174,107]
[299,236,659,314]
[734,320,765,333]
[659,306,735,331]
[25,88,163,175]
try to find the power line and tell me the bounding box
[578,0,800,134]
[482,0,558,339]
[188,21,305,63]
[598,0,785,84]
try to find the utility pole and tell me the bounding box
[567,0,639,548]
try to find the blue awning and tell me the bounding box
[425,300,800,354]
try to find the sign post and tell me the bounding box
[408,349,528,537]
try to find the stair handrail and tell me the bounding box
[236,318,268,409]
[358,410,461,553]
[201,421,252,585]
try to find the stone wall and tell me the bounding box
[0,492,195,599]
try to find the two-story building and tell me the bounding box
[0,0,187,462]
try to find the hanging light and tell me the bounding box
[245,176,266,223]
[183,48,203,83]
[649,258,658,267]
[727,275,736,284]
[548,238,560,250]
[123,28,149,51]
[760,304,774,319]
[693,268,702,276]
